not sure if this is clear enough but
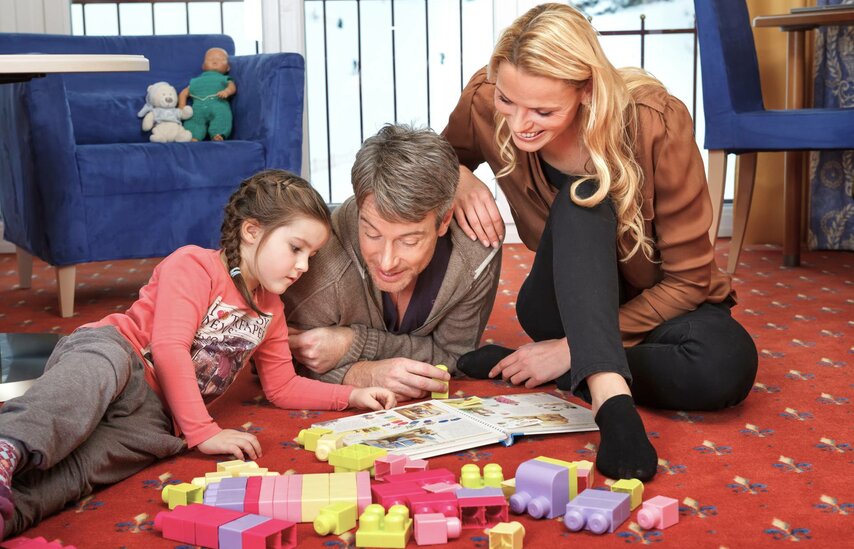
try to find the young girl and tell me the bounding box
[0,169,396,538]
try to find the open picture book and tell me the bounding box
[310,392,599,460]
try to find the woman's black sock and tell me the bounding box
[594,394,658,481]
[456,344,515,379]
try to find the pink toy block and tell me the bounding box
[272,475,290,520]
[414,512,462,545]
[403,459,429,472]
[356,470,372,513]
[374,454,409,480]
[372,480,425,509]
[286,474,302,522]
[155,503,246,548]
[0,537,77,549]
[384,468,455,487]
[564,489,630,535]
[245,476,263,514]
[219,514,270,548]
[243,518,298,549]
[509,459,569,519]
[423,481,462,493]
[260,476,277,518]
[153,506,197,545]
[455,488,508,529]
[637,495,679,530]
[409,491,459,518]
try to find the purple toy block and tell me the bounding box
[219,477,249,491]
[219,514,270,548]
[455,487,504,499]
[564,489,630,534]
[217,490,246,511]
[637,495,679,530]
[509,459,569,519]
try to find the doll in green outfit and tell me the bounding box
[179,47,237,141]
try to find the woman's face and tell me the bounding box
[493,61,589,155]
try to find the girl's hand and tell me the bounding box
[491,338,571,388]
[197,429,263,461]
[349,387,398,410]
[454,165,504,248]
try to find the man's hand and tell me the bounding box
[343,358,451,401]
[454,165,504,249]
[490,338,571,388]
[289,326,354,374]
[196,429,262,460]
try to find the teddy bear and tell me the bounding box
[137,82,194,143]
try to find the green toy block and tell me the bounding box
[355,504,412,548]
[314,502,358,536]
[296,427,334,452]
[328,444,387,472]
[161,483,204,509]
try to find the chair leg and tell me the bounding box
[15,247,33,289]
[783,151,802,267]
[727,153,758,274]
[55,265,76,318]
[707,150,727,246]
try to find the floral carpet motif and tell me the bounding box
[0,242,850,548]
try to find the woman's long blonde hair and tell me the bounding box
[488,3,662,260]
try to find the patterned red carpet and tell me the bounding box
[0,242,851,548]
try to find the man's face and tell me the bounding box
[358,194,452,295]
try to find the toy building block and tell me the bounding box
[500,478,516,498]
[155,503,245,548]
[456,487,509,529]
[372,480,425,509]
[488,521,525,549]
[286,473,302,522]
[509,459,569,519]
[218,459,260,475]
[328,443,387,473]
[162,483,204,509]
[259,476,277,518]
[244,476,263,514]
[356,470,372,513]
[637,495,679,530]
[242,517,297,549]
[404,459,429,472]
[219,514,270,548]
[315,432,348,461]
[329,471,358,504]
[414,512,462,545]
[409,491,459,517]
[573,460,594,492]
[535,456,579,500]
[610,478,644,510]
[563,489,630,535]
[272,474,290,520]
[301,473,330,521]
[384,468,456,487]
[296,427,333,452]
[461,463,504,489]
[0,537,78,549]
[431,364,449,399]
[355,504,413,548]
[314,502,358,535]
[423,481,463,494]
[374,454,409,480]
[238,468,278,478]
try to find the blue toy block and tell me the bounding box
[219,514,270,547]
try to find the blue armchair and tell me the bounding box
[0,33,305,316]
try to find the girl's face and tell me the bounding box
[240,216,329,295]
[493,61,589,155]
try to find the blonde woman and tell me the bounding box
[442,3,757,481]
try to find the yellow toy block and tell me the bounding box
[301,473,331,521]
[489,521,525,549]
[315,433,348,461]
[460,463,505,488]
[217,459,259,475]
[328,444,387,473]
[238,468,280,478]
[431,364,449,399]
[296,427,334,452]
[161,483,204,509]
[611,478,644,510]
[355,504,413,548]
[203,471,231,483]
[329,472,358,504]
[314,502,358,536]
[501,478,516,498]
[535,456,579,500]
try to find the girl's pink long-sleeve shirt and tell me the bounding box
[87,246,353,447]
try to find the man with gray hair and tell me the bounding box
[283,124,502,400]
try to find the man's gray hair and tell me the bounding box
[351,123,460,225]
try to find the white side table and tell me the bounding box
[0,53,149,83]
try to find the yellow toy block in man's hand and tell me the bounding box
[296,427,334,452]
[161,483,204,509]
[432,364,449,399]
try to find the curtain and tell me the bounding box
[809,0,854,251]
